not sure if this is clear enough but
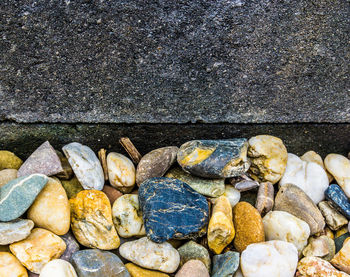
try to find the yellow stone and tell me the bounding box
[208,196,235,254]
[27,177,70,235]
[331,237,350,274]
[0,151,23,170]
[9,228,66,274]
[125,263,169,277]
[0,252,28,277]
[70,190,120,250]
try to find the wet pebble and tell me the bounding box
[60,176,83,199]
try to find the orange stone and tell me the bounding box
[297,256,349,277]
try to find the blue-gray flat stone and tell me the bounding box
[325,184,350,219]
[139,177,209,243]
[212,251,240,277]
[0,174,48,221]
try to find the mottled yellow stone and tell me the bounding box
[9,228,66,274]
[70,190,120,250]
[208,196,235,254]
[125,263,169,277]
[233,202,265,252]
[0,252,28,277]
[331,237,350,274]
[0,151,23,170]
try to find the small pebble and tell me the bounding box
[255,181,274,215]
[301,150,333,182]
[177,240,211,271]
[331,237,350,274]
[175,260,209,277]
[0,168,17,187]
[335,233,350,253]
[212,251,240,277]
[125,263,169,277]
[0,252,28,277]
[325,154,350,198]
[39,259,77,277]
[326,184,350,219]
[59,231,80,262]
[302,235,335,261]
[60,176,83,199]
[319,201,348,231]
[297,256,349,277]
[0,150,23,170]
[0,218,34,245]
[102,184,123,204]
[234,180,259,192]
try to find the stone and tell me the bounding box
[60,176,83,199]
[0,252,28,277]
[297,256,349,277]
[212,251,240,277]
[0,219,34,245]
[255,181,274,215]
[165,167,225,197]
[247,135,288,184]
[301,150,333,182]
[139,177,209,242]
[9,228,66,274]
[102,185,123,204]
[234,180,259,192]
[0,174,48,221]
[177,139,249,178]
[319,201,348,231]
[302,235,335,261]
[336,227,349,238]
[107,152,136,193]
[125,263,169,277]
[27,177,70,236]
[0,169,18,187]
[335,233,350,253]
[175,260,209,277]
[119,237,180,273]
[241,240,298,277]
[69,190,120,250]
[233,201,265,252]
[177,241,210,271]
[263,211,310,254]
[0,151,23,170]
[274,183,325,235]
[112,194,146,238]
[325,154,350,197]
[208,196,235,254]
[331,238,350,274]
[62,142,104,190]
[71,249,130,277]
[40,259,77,277]
[218,185,240,207]
[234,268,244,277]
[280,153,329,204]
[55,151,74,180]
[59,231,80,262]
[326,184,350,219]
[240,190,257,206]
[17,141,63,177]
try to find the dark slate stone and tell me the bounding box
[335,233,350,253]
[325,184,350,219]
[212,251,240,277]
[139,177,209,243]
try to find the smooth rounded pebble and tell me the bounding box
[102,184,123,204]
[219,185,240,207]
[125,263,169,277]
[0,252,28,277]
[0,219,34,245]
[301,150,333,182]
[325,154,350,198]
[39,259,77,277]
[175,260,209,277]
[177,240,211,271]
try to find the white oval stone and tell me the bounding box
[241,240,298,277]
[214,185,240,207]
[279,153,328,203]
[119,237,180,273]
[325,154,350,198]
[263,211,310,253]
[40,259,77,277]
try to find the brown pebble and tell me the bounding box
[102,185,124,205]
[175,260,209,277]
[255,182,274,215]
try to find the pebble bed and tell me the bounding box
[0,135,350,276]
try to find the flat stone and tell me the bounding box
[119,237,180,274]
[125,263,169,277]
[301,150,333,182]
[60,176,83,199]
[70,190,120,250]
[0,219,34,245]
[325,154,350,198]
[177,241,211,272]
[17,141,63,177]
[72,249,130,277]
[331,238,350,274]
[319,201,348,231]
[60,231,80,262]
[212,251,240,277]
[40,259,77,277]
[177,139,249,178]
[139,177,209,242]
[255,181,274,215]
[218,185,240,207]
[0,174,48,221]
[175,260,209,277]
[136,146,178,186]
[0,151,23,170]
[55,151,74,180]
[62,142,104,190]
[326,184,350,219]
[0,252,28,277]
[165,167,225,197]
[248,135,288,184]
[302,235,335,261]
[234,180,259,192]
[297,256,349,277]
[102,185,123,205]
[0,169,18,187]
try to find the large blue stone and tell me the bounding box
[325,184,350,219]
[139,177,209,243]
[212,251,240,277]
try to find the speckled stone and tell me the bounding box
[175,260,209,277]
[136,146,178,186]
[319,201,348,231]
[0,174,48,221]
[60,231,80,262]
[331,237,350,274]
[0,219,34,245]
[60,176,83,199]
[212,251,239,277]
[102,185,123,204]
[139,177,209,243]
[325,154,350,198]
[0,151,23,170]
[326,184,350,219]
[0,252,28,277]
[0,169,17,187]
[177,139,250,178]
[40,259,77,277]
[62,142,104,190]
[177,241,210,271]
[297,256,349,277]
[165,167,225,197]
[71,249,130,277]
[125,263,169,277]
[55,151,74,180]
[255,181,274,215]
[302,235,335,261]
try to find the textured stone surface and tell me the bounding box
[0,169,18,187]
[302,235,335,261]
[255,182,274,215]
[102,185,123,204]
[55,151,74,180]
[0,151,23,170]
[219,185,240,207]
[40,259,77,277]
[0,252,28,277]
[326,184,350,220]
[59,231,80,262]
[60,176,83,199]
[325,154,350,198]
[297,256,349,277]
[177,241,210,271]
[125,263,169,277]
[331,238,350,274]
[0,219,34,245]
[212,251,240,277]
[319,201,348,231]
[175,260,209,277]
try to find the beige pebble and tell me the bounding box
[0,252,28,277]
[175,260,209,277]
[0,169,18,187]
[39,259,77,277]
[325,154,350,198]
[301,150,333,182]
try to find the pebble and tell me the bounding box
[325,154,350,198]
[331,237,350,274]
[125,263,169,277]
[0,150,23,170]
[302,235,335,261]
[0,174,48,221]
[112,194,146,238]
[234,268,244,277]
[9,228,66,274]
[335,233,350,253]
[27,177,70,235]
[62,142,104,190]
[17,141,63,177]
[60,231,80,262]
[218,185,240,207]
[39,259,77,277]
[247,135,288,184]
[297,256,349,277]
[208,196,235,254]
[274,183,325,235]
[255,181,274,215]
[139,177,209,242]
[71,249,130,277]
[55,151,74,180]
[175,260,209,277]
[212,251,240,277]
[165,167,225,197]
[336,226,349,238]
[233,201,265,252]
[0,252,28,277]
[102,184,123,204]
[177,139,250,178]
[326,184,350,219]
[319,201,348,231]
[0,218,34,245]
[136,146,178,186]
[107,152,136,193]
[0,168,18,187]
[177,240,211,271]
[60,176,83,199]
[279,153,329,204]
[234,180,259,192]
[70,190,120,250]
[301,150,333,182]
[241,240,298,277]
[263,211,310,254]
[119,237,180,273]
